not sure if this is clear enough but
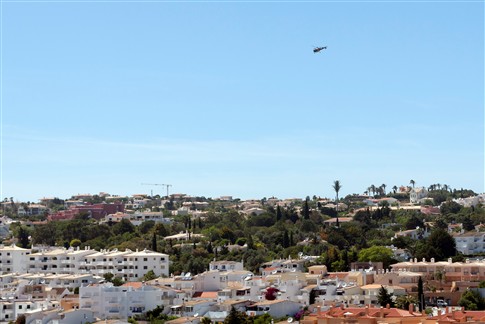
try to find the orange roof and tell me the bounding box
[192,291,218,298]
[321,306,422,319]
[122,282,143,289]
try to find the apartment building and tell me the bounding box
[28,247,98,274]
[81,248,169,280]
[453,231,485,255]
[8,246,168,282]
[0,245,31,274]
[79,282,182,320]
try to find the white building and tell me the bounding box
[25,247,168,282]
[0,245,31,274]
[410,187,428,204]
[245,300,302,318]
[81,248,169,280]
[28,247,97,274]
[0,298,57,323]
[209,260,244,272]
[79,283,180,320]
[453,231,485,255]
[24,308,95,324]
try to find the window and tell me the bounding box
[144,258,148,262]
[144,266,148,270]
[18,305,22,309]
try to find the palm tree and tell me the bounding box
[333,180,342,228]
[410,180,415,188]
[392,186,398,194]
[370,184,376,197]
[381,184,387,195]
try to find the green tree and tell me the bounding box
[395,295,418,310]
[16,226,30,249]
[112,276,124,286]
[113,219,135,235]
[224,306,250,324]
[427,228,457,260]
[377,285,394,307]
[358,246,394,268]
[253,313,272,324]
[70,239,81,248]
[276,205,283,222]
[441,201,463,215]
[458,289,485,310]
[303,198,310,220]
[333,180,342,227]
[142,270,157,282]
[15,314,26,324]
[417,276,424,311]
[138,220,155,234]
[151,233,157,252]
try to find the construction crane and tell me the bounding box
[141,183,163,197]
[162,184,172,197]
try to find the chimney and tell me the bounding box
[386,303,390,309]
[408,303,414,314]
[380,306,384,318]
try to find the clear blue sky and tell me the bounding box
[2,1,484,202]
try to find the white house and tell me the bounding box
[24,308,95,324]
[410,187,428,204]
[245,300,302,318]
[209,260,244,272]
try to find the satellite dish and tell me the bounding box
[194,313,199,317]
[288,317,294,323]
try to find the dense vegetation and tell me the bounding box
[3,186,484,278]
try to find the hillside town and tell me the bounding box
[1,182,485,324]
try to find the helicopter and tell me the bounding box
[313,46,327,53]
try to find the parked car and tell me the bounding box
[437,299,448,307]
